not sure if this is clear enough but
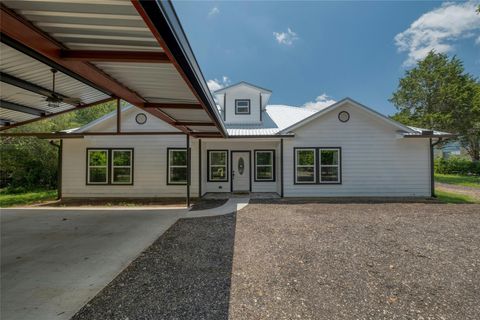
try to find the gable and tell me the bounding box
[76,105,181,133]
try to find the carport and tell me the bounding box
[0,0,226,206]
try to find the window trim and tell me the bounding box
[111,149,133,185]
[167,148,188,185]
[234,99,251,115]
[86,148,134,185]
[293,147,342,185]
[207,150,229,182]
[254,150,276,182]
[294,148,317,184]
[319,148,341,184]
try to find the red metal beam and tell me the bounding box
[60,50,170,63]
[144,103,203,109]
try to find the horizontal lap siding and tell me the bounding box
[284,104,430,197]
[62,136,199,198]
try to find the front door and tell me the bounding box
[232,152,250,192]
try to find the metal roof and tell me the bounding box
[0,0,225,137]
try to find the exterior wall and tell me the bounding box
[223,85,262,124]
[282,103,431,197]
[62,135,198,198]
[201,139,281,195]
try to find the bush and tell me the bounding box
[434,157,480,175]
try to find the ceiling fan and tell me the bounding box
[45,69,81,107]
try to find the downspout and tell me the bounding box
[430,137,443,197]
[49,139,63,200]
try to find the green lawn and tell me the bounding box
[435,190,480,204]
[435,174,480,188]
[0,190,57,207]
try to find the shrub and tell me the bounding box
[435,157,480,175]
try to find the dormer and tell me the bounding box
[214,82,272,124]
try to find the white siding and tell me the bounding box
[62,135,198,198]
[201,140,281,195]
[282,103,431,197]
[223,85,262,124]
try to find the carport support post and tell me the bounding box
[58,139,63,200]
[116,98,121,133]
[186,134,191,207]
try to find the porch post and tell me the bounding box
[58,139,63,200]
[186,134,191,207]
[280,138,284,198]
[198,138,202,198]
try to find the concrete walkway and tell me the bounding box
[1,198,249,320]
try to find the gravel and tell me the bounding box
[72,201,480,320]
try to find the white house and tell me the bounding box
[61,81,446,200]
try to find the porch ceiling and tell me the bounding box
[0,0,225,137]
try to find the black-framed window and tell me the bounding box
[87,148,133,185]
[254,150,275,181]
[167,148,187,185]
[294,147,341,184]
[319,148,340,183]
[295,148,316,184]
[235,99,250,114]
[208,150,228,181]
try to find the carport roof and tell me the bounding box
[0,0,225,138]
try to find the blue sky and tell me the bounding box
[175,1,480,115]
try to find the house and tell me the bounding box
[61,81,447,199]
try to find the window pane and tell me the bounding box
[113,167,131,183]
[297,150,315,165]
[211,166,226,180]
[170,167,187,183]
[170,150,187,166]
[236,100,249,107]
[210,152,226,165]
[321,167,338,182]
[113,151,131,166]
[321,150,338,165]
[297,167,315,182]
[89,167,107,183]
[89,151,107,166]
[257,166,273,180]
[256,152,272,165]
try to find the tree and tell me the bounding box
[390,51,480,161]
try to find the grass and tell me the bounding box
[435,190,480,204]
[435,174,480,188]
[0,189,57,208]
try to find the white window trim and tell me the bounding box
[87,149,109,185]
[255,150,274,181]
[168,148,187,185]
[319,148,340,183]
[111,149,132,185]
[208,150,228,181]
[235,100,250,114]
[295,148,316,184]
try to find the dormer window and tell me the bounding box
[235,99,250,114]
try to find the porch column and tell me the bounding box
[186,134,191,207]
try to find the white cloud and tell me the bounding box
[207,76,230,92]
[273,28,299,46]
[208,6,220,17]
[395,1,480,66]
[302,93,336,111]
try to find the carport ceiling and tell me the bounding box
[0,0,225,137]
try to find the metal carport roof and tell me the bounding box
[0,0,225,138]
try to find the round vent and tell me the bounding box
[338,111,350,123]
[135,113,147,125]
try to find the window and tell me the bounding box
[112,150,132,184]
[168,148,187,185]
[295,148,316,183]
[235,99,250,114]
[87,148,133,185]
[255,150,275,181]
[319,149,340,183]
[208,150,228,181]
[87,150,108,184]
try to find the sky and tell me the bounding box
[174,1,480,115]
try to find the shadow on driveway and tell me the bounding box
[72,213,236,320]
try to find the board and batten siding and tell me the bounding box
[62,135,198,198]
[283,103,430,197]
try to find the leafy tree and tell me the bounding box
[390,51,480,161]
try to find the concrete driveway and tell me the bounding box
[1,207,186,320]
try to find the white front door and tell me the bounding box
[232,152,250,192]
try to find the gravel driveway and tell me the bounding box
[72,201,480,320]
